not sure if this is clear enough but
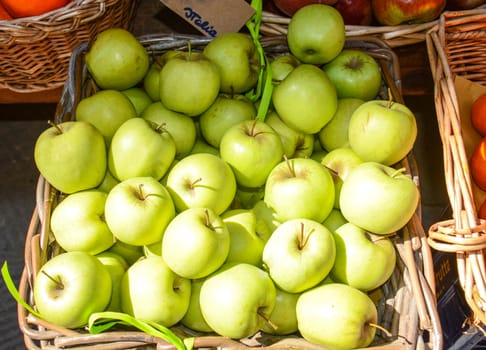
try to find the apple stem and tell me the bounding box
[368,322,393,338]
[283,155,296,178]
[257,308,278,331]
[48,120,63,134]
[187,40,192,60]
[390,167,406,178]
[190,177,203,189]
[41,271,64,290]
[386,88,394,108]
[298,222,313,250]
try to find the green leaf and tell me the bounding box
[89,311,190,350]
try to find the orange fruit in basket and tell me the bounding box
[0,0,70,18]
[0,2,12,20]
[471,93,486,136]
[470,136,486,191]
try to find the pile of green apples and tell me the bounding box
[31,4,420,350]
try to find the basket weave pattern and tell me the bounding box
[0,0,139,93]
[426,8,486,329]
[17,34,442,350]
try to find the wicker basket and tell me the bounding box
[17,34,442,350]
[0,0,139,94]
[426,8,486,332]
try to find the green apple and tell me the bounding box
[270,53,300,83]
[199,93,256,148]
[108,117,176,181]
[261,287,299,335]
[322,208,347,232]
[162,207,230,279]
[165,153,236,215]
[309,149,329,163]
[318,98,364,152]
[321,147,364,209]
[120,255,191,327]
[296,283,378,349]
[180,278,213,333]
[339,162,420,235]
[203,32,260,94]
[221,208,265,266]
[121,87,153,116]
[33,251,112,329]
[104,176,175,246]
[142,101,197,159]
[107,240,144,266]
[252,200,281,242]
[287,4,345,65]
[264,110,313,158]
[220,119,284,188]
[75,89,137,146]
[199,263,276,339]
[189,138,220,156]
[86,28,149,90]
[143,239,162,257]
[143,51,182,101]
[34,120,106,194]
[159,51,220,116]
[348,100,418,166]
[264,157,335,223]
[95,251,128,312]
[233,186,265,209]
[50,190,115,255]
[262,218,336,293]
[330,222,396,291]
[323,49,382,101]
[96,169,119,193]
[272,64,338,134]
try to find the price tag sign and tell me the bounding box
[160,0,255,37]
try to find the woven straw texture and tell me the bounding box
[426,8,486,331]
[0,0,139,93]
[17,34,442,350]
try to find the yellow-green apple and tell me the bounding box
[142,101,197,159]
[86,28,149,90]
[165,153,236,214]
[180,278,213,333]
[252,200,281,242]
[322,49,382,101]
[162,207,230,279]
[120,255,191,326]
[322,208,347,231]
[159,51,220,116]
[95,251,128,312]
[264,110,314,158]
[107,240,144,266]
[348,99,417,166]
[96,169,119,193]
[199,263,276,339]
[143,50,181,101]
[334,0,373,25]
[318,98,364,151]
[272,64,338,134]
[104,176,175,246]
[261,287,299,335]
[108,118,176,181]
[33,251,112,329]
[287,4,345,65]
[264,157,335,223]
[143,239,162,257]
[203,32,260,94]
[199,94,256,148]
[220,119,284,188]
[75,89,137,146]
[262,218,336,293]
[34,120,106,194]
[270,54,300,83]
[189,138,220,156]
[321,147,364,208]
[50,190,115,255]
[330,222,396,291]
[339,162,420,235]
[371,0,446,25]
[121,87,152,116]
[233,186,265,209]
[221,208,266,266]
[296,283,378,349]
